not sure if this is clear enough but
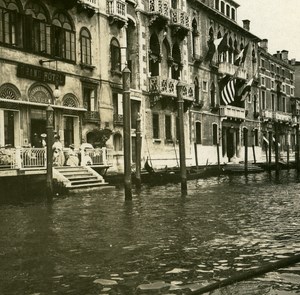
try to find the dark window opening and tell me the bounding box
[152,113,159,139]
[213,124,218,145]
[165,115,172,140]
[111,38,121,72]
[195,122,201,144]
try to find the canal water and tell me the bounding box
[1,171,300,295]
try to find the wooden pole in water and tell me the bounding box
[122,66,132,200]
[177,82,187,195]
[217,143,220,171]
[274,123,279,174]
[46,105,54,199]
[244,128,248,173]
[297,124,300,172]
[190,253,300,295]
[268,131,272,170]
[135,113,141,189]
[194,142,198,171]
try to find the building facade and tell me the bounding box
[0,0,298,175]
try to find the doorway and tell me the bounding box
[31,119,46,144]
[226,129,235,160]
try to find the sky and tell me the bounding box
[236,0,300,61]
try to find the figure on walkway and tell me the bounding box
[65,144,79,166]
[41,133,47,147]
[32,133,42,148]
[52,135,65,166]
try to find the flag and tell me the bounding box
[205,33,228,62]
[273,137,281,147]
[234,43,249,66]
[263,136,269,145]
[217,32,228,53]
[240,78,254,101]
[221,78,236,105]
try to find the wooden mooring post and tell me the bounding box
[122,67,132,201]
[135,114,142,189]
[46,105,54,200]
[177,82,187,195]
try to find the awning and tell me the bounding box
[0,98,87,112]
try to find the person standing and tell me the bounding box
[52,135,65,166]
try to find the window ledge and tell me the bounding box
[153,139,161,144]
[80,63,95,71]
[165,139,173,144]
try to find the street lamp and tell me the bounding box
[39,59,60,198]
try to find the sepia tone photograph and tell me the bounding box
[0,0,300,294]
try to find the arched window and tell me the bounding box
[0,0,22,46]
[149,33,160,77]
[113,133,122,152]
[161,38,170,77]
[209,27,214,40]
[110,38,121,72]
[231,8,236,20]
[195,122,201,144]
[210,82,216,107]
[192,19,199,57]
[80,27,92,65]
[194,77,200,104]
[226,4,230,17]
[52,12,75,61]
[228,37,233,63]
[220,1,225,13]
[172,43,181,80]
[171,0,177,9]
[23,1,50,53]
[215,0,219,10]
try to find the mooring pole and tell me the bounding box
[135,113,142,189]
[252,145,256,164]
[297,124,300,172]
[268,131,272,171]
[275,123,279,175]
[216,144,220,172]
[122,66,132,200]
[46,105,54,199]
[177,82,187,195]
[244,128,248,173]
[194,142,198,171]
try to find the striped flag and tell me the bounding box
[241,78,254,101]
[221,78,236,105]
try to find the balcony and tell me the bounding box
[147,0,170,28]
[261,109,273,121]
[83,111,100,124]
[169,8,190,38]
[218,62,247,80]
[274,111,292,123]
[149,76,177,98]
[107,0,127,27]
[149,77,194,108]
[219,105,246,120]
[113,113,124,126]
[77,0,99,16]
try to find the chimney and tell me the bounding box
[260,39,268,52]
[281,50,289,63]
[242,19,250,31]
[291,58,296,66]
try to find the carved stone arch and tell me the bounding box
[62,93,79,108]
[0,83,21,100]
[28,82,53,104]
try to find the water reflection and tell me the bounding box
[0,172,300,294]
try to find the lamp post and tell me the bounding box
[39,59,60,198]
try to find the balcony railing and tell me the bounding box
[170,8,190,30]
[113,113,124,125]
[107,0,127,22]
[83,111,100,123]
[218,62,247,80]
[78,0,99,10]
[261,109,273,120]
[149,76,177,97]
[219,105,246,119]
[0,148,46,170]
[80,147,113,166]
[181,82,194,101]
[148,0,170,19]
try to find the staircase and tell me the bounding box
[53,166,108,190]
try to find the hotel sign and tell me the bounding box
[16,63,65,86]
